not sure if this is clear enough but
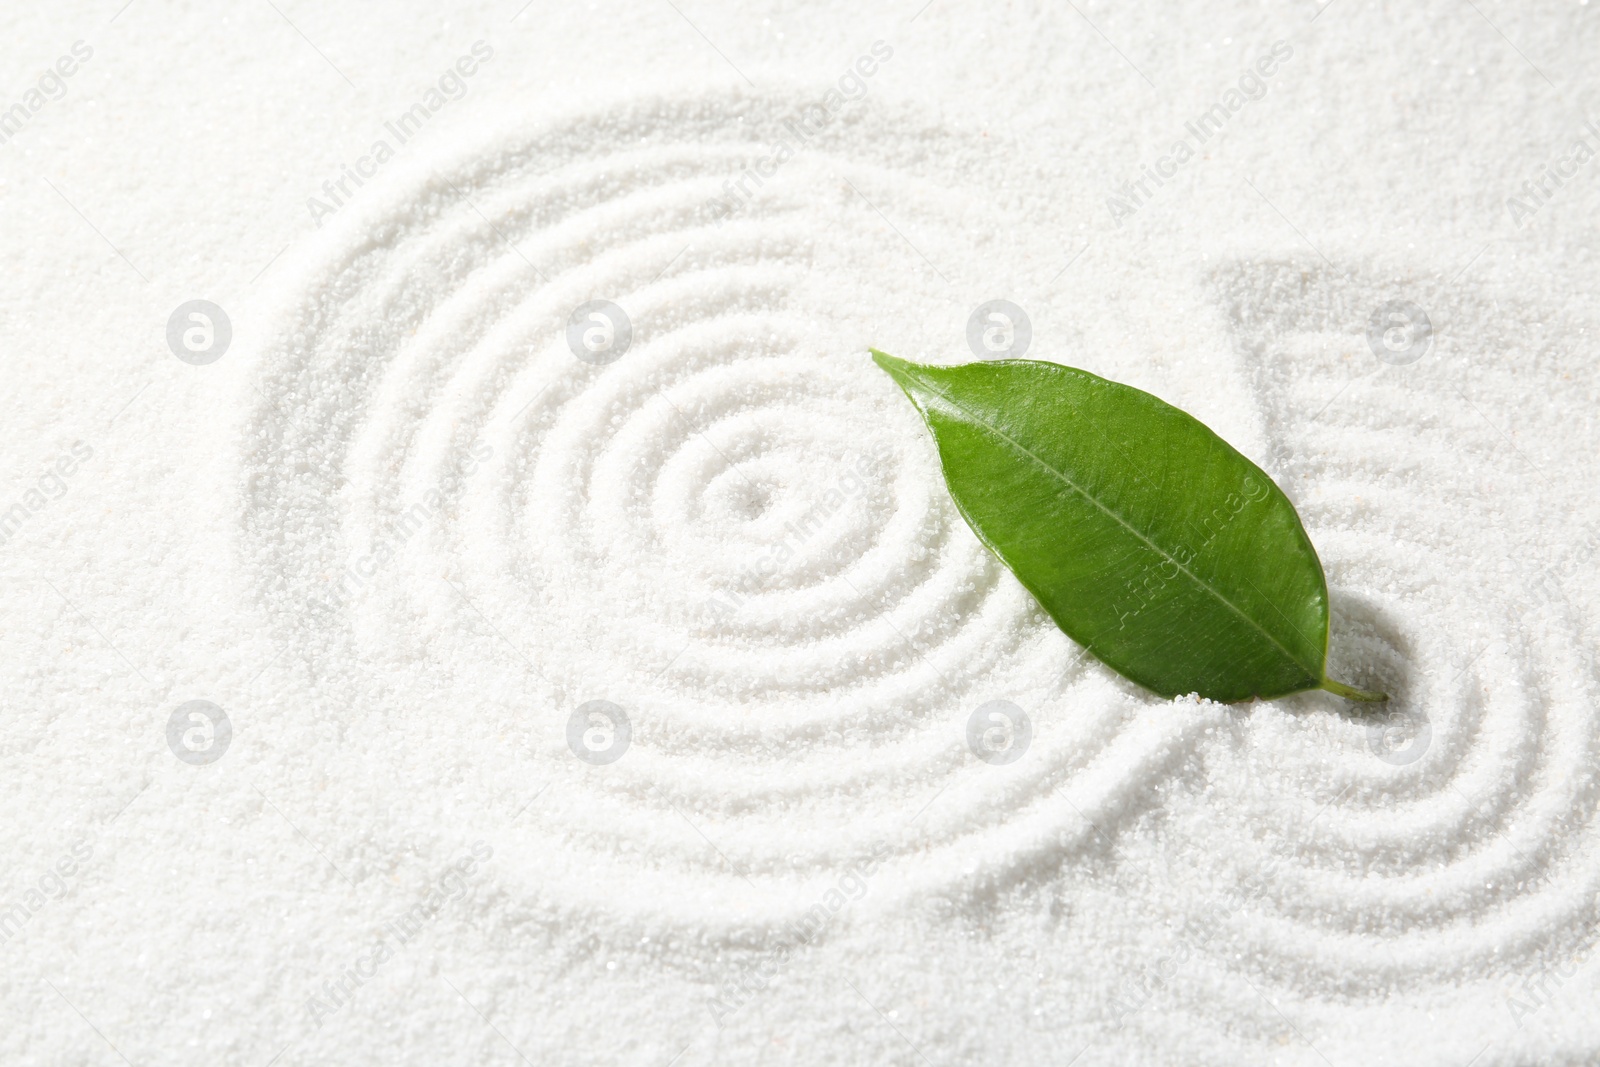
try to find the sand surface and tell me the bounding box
[3,2,1599,1064]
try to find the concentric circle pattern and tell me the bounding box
[241,95,1600,1017]
[242,93,1173,932]
[1182,260,1600,1001]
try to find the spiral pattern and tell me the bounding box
[241,93,1197,930]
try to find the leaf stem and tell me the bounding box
[1320,677,1388,702]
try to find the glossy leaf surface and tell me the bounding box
[873,351,1382,703]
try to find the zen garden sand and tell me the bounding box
[2,2,1597,1064]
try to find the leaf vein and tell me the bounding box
[919,386,1312,679]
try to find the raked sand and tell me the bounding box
[2,3,1599,1065]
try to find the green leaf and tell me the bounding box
[871,351,1384,704]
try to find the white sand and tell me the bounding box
[3,2,1599,1064]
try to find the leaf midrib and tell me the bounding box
[911,375,1315,682]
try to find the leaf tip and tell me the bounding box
[869,348,912,377]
